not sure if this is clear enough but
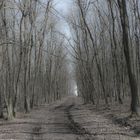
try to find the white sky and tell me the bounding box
[54,0,72,15]
[54,0,72,37]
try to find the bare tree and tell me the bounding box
[117,0,138,115]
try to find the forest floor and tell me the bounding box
[0,96,140,140]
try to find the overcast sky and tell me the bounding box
[54,0,72,15]
[54,0,72,36]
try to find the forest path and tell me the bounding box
[0,96,139,140]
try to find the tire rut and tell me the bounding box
[31,124,43,140]
[64,104,95,140]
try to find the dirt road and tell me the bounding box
[0,96,139,140]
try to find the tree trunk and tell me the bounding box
[7,101,14,120]
[117,0,138,115]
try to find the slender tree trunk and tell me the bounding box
[117,0,138,115]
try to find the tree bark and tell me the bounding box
[117,0,138,115]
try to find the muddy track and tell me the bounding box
[31,126,42,140]
[29,101,94,140]
[30,122,43,140]
[65,104,91,136]
[0,97,139,140]
[51,100,95,140]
